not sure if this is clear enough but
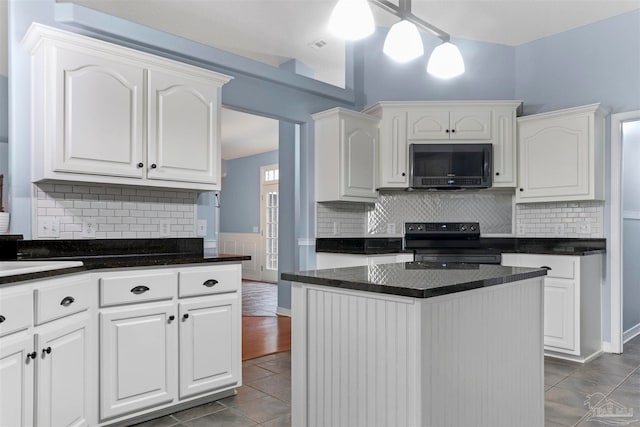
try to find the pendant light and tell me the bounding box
[427,41,465,79]
[328,0,375,41]
[328,0,465,78]
[383,20,424,63]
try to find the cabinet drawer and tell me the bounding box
[502,254,577,279]
[35,276,93,324]
[178,264,241,297]
[100,271,176,306]
[0,291,33,337]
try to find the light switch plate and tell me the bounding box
[197,220,207,236]
[39,217,60,238]
[386,223,396,234]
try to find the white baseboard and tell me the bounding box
[276,307,291,317]
[624,323,640,344]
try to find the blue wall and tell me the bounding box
[0,75,7,142]
[360,29,517,106]
[220,150,278,234]
[515,10,640,115]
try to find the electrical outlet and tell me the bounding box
[553,223,565,237]
[578,222,591,234]
[386,223,396,234]
[197,220,207,236]
[333,222,339,234]
[39,217,60,238]
[159,219,171,237]
[81,220,97,238]
[516,224,526,236]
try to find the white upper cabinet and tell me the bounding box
[49,47,145,179]
[147,68,220,185]
[516,104,607,203]
[407,108,492,141]
[313,108,379,202]
[23,23,231,191]
[365,101,521,188]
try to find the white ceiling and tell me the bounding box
[221,108,279,160]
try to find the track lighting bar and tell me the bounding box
[370,0,450,41]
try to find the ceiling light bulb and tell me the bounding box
[328,0,375,41]
[383,20,424,63]
[427,41,465,78]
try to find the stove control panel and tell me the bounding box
[404,222,480,235]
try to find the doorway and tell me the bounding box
[611,111,640,353]
[260,164,279,283]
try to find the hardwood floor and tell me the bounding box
[242,280,291,361]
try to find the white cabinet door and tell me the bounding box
[518,114,590,200]
[378,110,409,188]
[0,335,34,427]
[543,278,576,352]
[491,109,517,187]
[407,109,491,141]
[100,303,177,420]
[449,110,492,140]
[407,108,450,141]
[147,68,220,185]
[35,313,92,427]
[341,114,378,199]
[52,46,145,178]
[179,293,241,398]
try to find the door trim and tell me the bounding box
[610,110,640,354]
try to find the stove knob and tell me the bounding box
[417,225,424,231]
[407,225,414,231]
[470,225,476,231]
[460,225,466,231]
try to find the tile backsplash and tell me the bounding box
[34,183,196,239]
[317,190,605,239]
[515,201,603,238]
[317,190,514,237]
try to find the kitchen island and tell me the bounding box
[283,262,548,427]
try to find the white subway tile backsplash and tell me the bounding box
[34,183,196,239]
[514,200,603,238]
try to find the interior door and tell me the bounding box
[260,164,279,283]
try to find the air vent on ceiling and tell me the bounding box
[308,39,327,50]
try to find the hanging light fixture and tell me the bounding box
[383,20,423,63]
[328,0,465,78]
[427,41,465,78]
[328,0,375,41]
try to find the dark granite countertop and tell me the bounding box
[316,237,605,256]
[282,261,547,298]
[0,238,249,286]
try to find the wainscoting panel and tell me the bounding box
[218,233,261,281]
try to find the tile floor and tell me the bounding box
[135,336,640,427]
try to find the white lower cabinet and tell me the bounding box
[100,303,177,419]
[98,263,242,424]
[179,293,241,399]
[36,313,93,427]
[0,263,242,426]
[0,275,97,427]
[0,334,34,427]
[501,253,602,362]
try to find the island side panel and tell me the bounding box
[292,277,544,427]
[418,277,544,426]
[291,283,419,427]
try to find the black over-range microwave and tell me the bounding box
[409,143,493,189]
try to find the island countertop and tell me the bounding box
[282,261,548,298]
